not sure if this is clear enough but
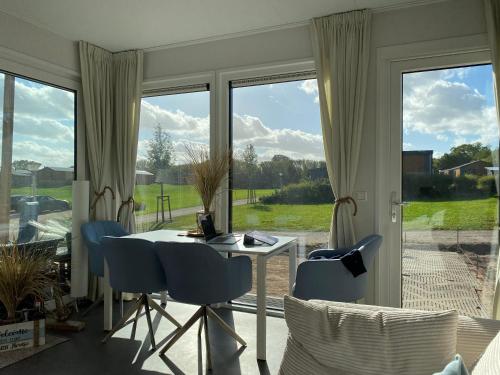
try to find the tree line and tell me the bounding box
[433,142,497,172]
[136,126,327,189]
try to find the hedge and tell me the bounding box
[259,179,334,204]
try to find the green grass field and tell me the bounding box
[12,185,499,231]
[12,184,274,214]
[147,197,499,232]
[402,197,498,231]
[134,184,274,215]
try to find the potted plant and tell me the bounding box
[0,243,54,352]
[185,144,232,234]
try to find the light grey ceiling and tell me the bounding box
[0,0,441,51]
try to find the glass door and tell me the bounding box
[397,64,499,318]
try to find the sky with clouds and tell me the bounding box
[1,64,495,170]
[139,65,497,166]
[138,79,323,164]
[0,73,75,168]
[403,64,497,158]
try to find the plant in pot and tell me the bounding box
[0,243,55,351]
[185,144,232,234]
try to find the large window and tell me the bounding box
[0,71,76,247]
[230,75,328,306]
[134,87,210,233]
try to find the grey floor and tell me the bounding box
[2,300,288,375]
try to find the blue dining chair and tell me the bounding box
[80,220,129,315]
[101,236,181,349]
[154,242,252,370]
[292,234,383,302]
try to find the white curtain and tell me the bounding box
[113,51,143,233]
[79,41,115,221]
[79,41,115,301]
[311,10,371,248]
[484,0,500,320]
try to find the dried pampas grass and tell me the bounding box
[185,144,232,213]
[0,244,54,320]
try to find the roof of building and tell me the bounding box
[402,150,433,155]
[136,170,154,176]
[439,160,490,172]
[41,166,74,172]
[12,169,31,176]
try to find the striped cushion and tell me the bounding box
[457,316,500,370]
[471,331,500,375]
[280,335,350,375]
[282,296,458,375]
[311,300,500,370]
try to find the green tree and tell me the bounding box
[146,125,174,175]
[12,159,39,170]
[242,144,258,203]
[135,159,149,171]
[436,142,492,170]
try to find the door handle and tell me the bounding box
[390,191,407,223]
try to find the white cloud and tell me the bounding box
[436,134,448,142]
[403,69,498,147]
[403,142,413,150]
[13,115,74,142]
[0,73,75,167]
[299,79,319,104]
[140,100,209,142]
[14,80,74,120]
[233,114,324,161]
[12,141,73,167]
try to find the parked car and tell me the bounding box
[16,195,70,213]
[10,195,27,211]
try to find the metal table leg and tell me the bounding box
[103,262,113,330]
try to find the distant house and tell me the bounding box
[136,170,155,185]
[402,150,433,175]
[12,169,32,187]
[37,166,74,187]
[486,166,499,176]
[439,160,491,177]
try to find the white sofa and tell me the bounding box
[280,296,500,375]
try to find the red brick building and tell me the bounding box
[402,150,433,175]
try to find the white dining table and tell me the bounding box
[102,229,298,361]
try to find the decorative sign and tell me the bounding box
[0,320,45,352]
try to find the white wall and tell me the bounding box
[0,11,78,73]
